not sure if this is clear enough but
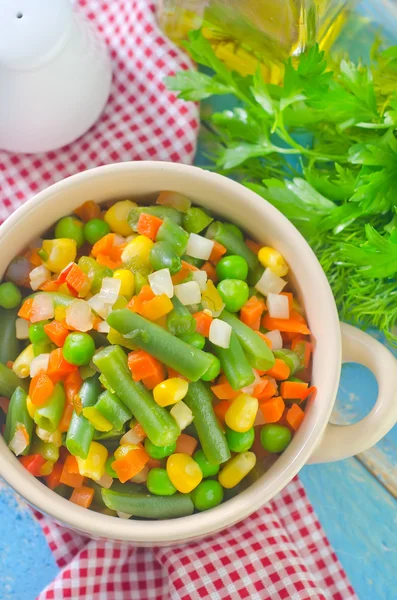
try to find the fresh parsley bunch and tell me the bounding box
[167,30,397,344]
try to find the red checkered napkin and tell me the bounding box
[0,0,199,223]
[34,477,356,600]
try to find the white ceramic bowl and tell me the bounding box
[1,161,396,545]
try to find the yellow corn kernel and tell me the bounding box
[26,396,37,418]
[170,401,193,430]
[258,247,289,277]
[39,460,54,476]
[54,305,67,322]
[166,453,202,493]
[121,235,153,265]
[140,295,173,321]
[201,280,225,315]
[113,269,135,299]
[153,378,188,407]
[104,200,137,236]
[112,296,128,310]
[107,327,136,350]
[218,452,256,489]
[13,344,35,378]
[82,407,113,432]
[76,441,108,481]
[41,239,77,273]
[114,443,140,460]
[225,393,258,433]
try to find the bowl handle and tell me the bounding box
[309,322,397,463]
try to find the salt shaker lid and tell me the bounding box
[0,0,73,70]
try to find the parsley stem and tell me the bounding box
[277,122,348,163]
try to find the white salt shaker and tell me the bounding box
[0,0,112,153]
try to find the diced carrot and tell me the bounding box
[140,295,173,321]
[171,266,190,285]
[74,200,102,222]
[147,458,162,469]
[26,248,42,267]
[18,298,34,321]
[256,376,278,400]
[92,315,102,331]
[39,280,61,292]
[60,457,84,488]
[280,292,293,312]
[260,396,285,423]
[29,372,54,407]
[262,311,310,335]
[265,359,290,381]
[167,367,189,381]
[280,381,310,401]
[0,397,10,414]
[6,361,13,369]
[175,433,198,456]
[252,379,269,399]
[201,261,218,283]
[209,241,227,263]
[58,404,74,433]
[213,400,231,422]
[44,320,69,347]
[286,403,305,430]
[128,350,165,383]
[112,446,149,483]
[240,296,265,330]
[211,382,239,400]
[19,454,46,477]
[65,263,90,294]
[291,339,313,369]
[56,262,75,284]
[133,422,147,440]
[181,260,198,272]
[64,371,83,405]
[45,461,63,490]
[127,285,155,312]
[142,359,166,389]
[91,233,115,258]
[192,311,213,337]
[255,331,272,349]
[47,348,77,380]
[70,485,95,509]
[245,239,261,255]
[137,213,163,240]
[154,315,168,329]
[96,253,122,269]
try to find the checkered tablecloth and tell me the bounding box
[0,2,357,599]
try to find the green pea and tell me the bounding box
[217,279,249,313]
[201,354,221,381]
[216,255,249,281]
[0,282,22,309]
[29,321,50,345]
[55,216,85,248]
[84,219,110,245]
[223,223,244,240]
[225,426,255,453]
[191,480,224,511]
[179,332,206,350]
[144,438,176,459]
[260,424,292,453]
[62,332,96,366]
[147,468,177,496]
[193,449,220,477]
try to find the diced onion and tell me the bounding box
[98,277,121,305]
[170,401,193,430]
[66,299,94,332]
[174,281,201,305]
[36,427,62,446]
[186,233,214,260]
[267,293,290,319]
[15,318,30,340]
[113,235,126,246]
[30,353,50,378]
[98,473,113,489]
[263,330,283,350]
[255,268,287,296]
[9,426,29,456]
[117,511,133,519]
[148,268,174,298]
[29,265,51,291]
[209,318,232,349]
[241,369,262,395]
[130,465,149,483]
[121,428,145,445]
[254,408,266,426]
[191,270,208,292]
[31,294,55,323]
[6,256,32,286]
[87,294,112,319]
[156,191,191,212]
[97,320,111,333]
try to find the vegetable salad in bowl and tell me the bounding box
[0,192,315,520]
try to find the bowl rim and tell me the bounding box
[0,161,341,544]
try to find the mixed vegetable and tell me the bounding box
[0,192,315,519]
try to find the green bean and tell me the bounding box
[30,437,59,462]
[167,297,196,336]
[0,308,20,364]
[156,217,189,256]
[66,376,101,459]
[90,330,111,348]
[206,221,259,273]
[184,381,230,465]
[28,291,75,308]
[0,362,28,398]
[95,390,132,431]
[107,309,212,381]
[4,387,33,455]
[220,310,275,371]
[101,488,194,519]
[93,345,180,447]
[94,427,127,444]
[34,383,65,432]
[150,241,181,275]
[183,207,213,234]
[273,349,301,375]
[211,332,255,390]
[128,206,183,230]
